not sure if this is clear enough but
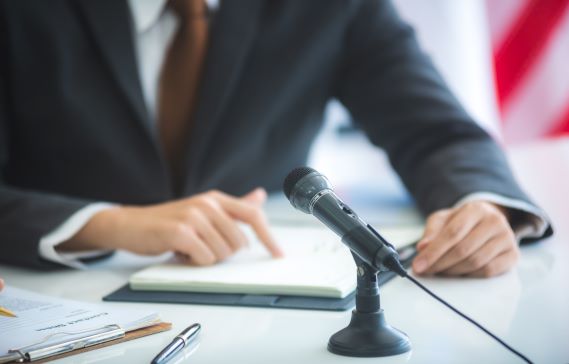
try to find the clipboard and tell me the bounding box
[0,322,171,363]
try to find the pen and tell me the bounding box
[0,306,16,318]
[151,323,201,364]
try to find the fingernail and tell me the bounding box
[249,188,267,204]
[272,242,285,257]
[417,239,429,250]
[414,258,428,273]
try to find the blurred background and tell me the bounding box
[284,0,569,225]
[268,0,569,226]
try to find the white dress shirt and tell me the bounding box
[38,0,548,268]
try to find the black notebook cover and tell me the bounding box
[104,243,417,311]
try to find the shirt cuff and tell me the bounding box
[454,192,550,241]
[38,203,116,269]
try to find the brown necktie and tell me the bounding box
[158,0,208,182]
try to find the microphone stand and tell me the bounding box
[328,253,411,357]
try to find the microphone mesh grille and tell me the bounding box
[283,167,316,200]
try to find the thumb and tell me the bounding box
[242,187,267,206]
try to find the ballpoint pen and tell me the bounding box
[0,306,16,318]
[151,323,201,364]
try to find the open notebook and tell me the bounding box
[130,225,423,299]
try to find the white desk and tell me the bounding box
[1,138,568,364]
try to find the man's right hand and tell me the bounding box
[57,188,283,266]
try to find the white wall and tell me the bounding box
[394,0,500,137]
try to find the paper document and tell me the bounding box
[0,286,160,356]
[130,225,423,299]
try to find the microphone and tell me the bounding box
[283,167,406,276]
[283,167,534,363]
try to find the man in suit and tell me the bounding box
[0,0,551,276]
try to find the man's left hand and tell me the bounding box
[412,201,519,278]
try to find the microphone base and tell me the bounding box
[327,309,411,357]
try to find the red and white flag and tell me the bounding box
[487,0,569,143]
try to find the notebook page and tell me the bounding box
[130,225,422,298]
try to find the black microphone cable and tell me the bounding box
[384,255,533,364]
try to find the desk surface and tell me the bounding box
[1,138,568,364]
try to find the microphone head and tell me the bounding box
[283,167,332,213]
[283,166,316,200]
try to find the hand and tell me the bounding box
[412,201,519,278]
[59,188,283,266]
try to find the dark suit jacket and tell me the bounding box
[0,0,551,269]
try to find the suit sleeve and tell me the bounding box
[0,6,95,269]
[333,0,552,241]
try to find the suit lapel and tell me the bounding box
[75,0,154,141]
[184,0,264,193]
[76,0,264,195]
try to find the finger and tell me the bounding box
[173,229,216,266]
[190,211,234,261]
[425,217,503,274]
[175,252,192,264]
[431,204,486,246]
[242,187,267,206]
[417,209,452,250]
[413,205,485,274]
[466,249,519,278]
[202,203,248,251]
[419,212,449,247]
[441,233,514,276]
[251,218,284,258]
[0,278,4,291]
[216,194,284,257]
